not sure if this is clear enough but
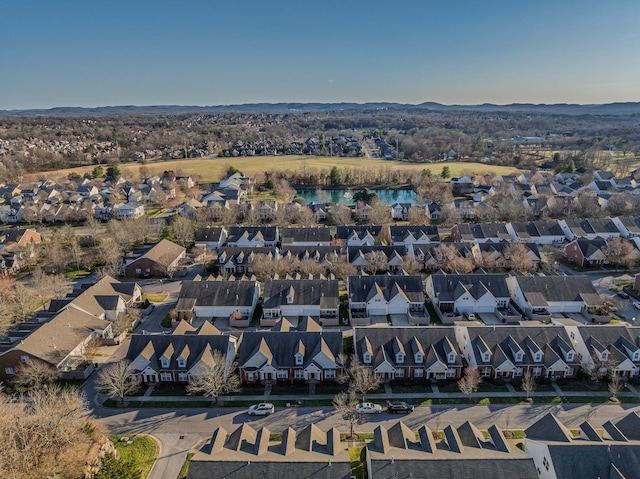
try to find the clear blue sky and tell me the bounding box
[2,0,639,109]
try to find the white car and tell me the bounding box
[248,403,275,416]
[355,402,383,414]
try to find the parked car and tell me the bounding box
[248,403,275,416]
[617,291,630,299]
[356,402,383,414]
[633,301,640,311]
[386,401,414,414]
[464,312,476,320]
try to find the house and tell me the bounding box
[255,199,278,221]
[353,327,462,381]
[280,227,331,246]
[348,245,407,272]
[261,279,340,326]
[123,239,186,277]
[455,325,579,379]
[507,220,566,244]
[335,226,382,247]
[125,326,236,385]
[280,246,342,266]
[0,227,41,251]
[450,176,475,195]
[390,202,413,220]
[473,242,541,270]
[0,275,139,380]
[307,202,327,222]
[216,247,278,275]
[507,275,607,322]
[226,226,278,247]
[238,329,342,384]
[175,280,260,326]
[451,199,476,220]
[562,325,640,378]
[186,424,351,479]
[355,201,373,221]
[348,275,425,320]
[524,412,640,479]
[426,271,511,323]
[450,223,511,243]
[194,227,227,252]
[114,202,145,220]
[559,218,621,241]
[366,421,537,479]
[612,215,640,238]
[564,237,608,267]
[389,225,439,246]
[413,242,476,271]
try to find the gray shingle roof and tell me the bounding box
[514,275,603,305]
[178,280,258,308]
[281,227,331,244]
[262,279,339,309]
[349,275,424,303]
[227,226,277,243]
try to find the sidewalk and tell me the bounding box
[103,383,640,405]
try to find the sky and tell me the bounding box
[1,0,640,109]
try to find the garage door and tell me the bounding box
[389,305,408,314]
[368,308,386,315]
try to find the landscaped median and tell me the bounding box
[94,435,159,479]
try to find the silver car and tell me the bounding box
[248,403,275,416]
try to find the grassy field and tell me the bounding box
[41,155,522,183]
[111,435,159,479]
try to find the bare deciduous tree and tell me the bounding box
[504,242,535,272]
[458,366,482,402]
[609,373,624,401]
[338,354,382,401]
[602,238,635,268]
[330,204,353,226]
[521,370,537,401]
[97,360,139,405]
[186,350,241,404]
[13,359,58,391]
[171,215,195,248]
[333,390,361,440]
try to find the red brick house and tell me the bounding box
[124,239,186,277]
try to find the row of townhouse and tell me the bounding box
[0,275,141,380]
[174,269,610,329]
[122,320,640,389]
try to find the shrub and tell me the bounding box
[479,398,491,404]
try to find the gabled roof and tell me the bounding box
[349,275,423,303]
[430,271,510,301]
[524,413,573,442]
[514,275,603,306]
[262,279,339,309]
[177,280,257,308]
[280,227,331,244]
[131,239,185,268]
[335,225,382,241]
[194,227,225,242]
[226,226,277,243]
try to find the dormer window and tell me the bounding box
[566,352,574,362]
[483,353,490,362]
[601,351,609,361]
[177,358,186,368]
[515,353,523,362]
[633,352,640,362]
[448,353,455,364]
[237,255,243,264]
[295,354,303,365]
[415,353,424,364]
[534,352,542,363]
[161,357,170,368]
[396,353,405,364]
[287,294,293,304]
[363,353,372,364]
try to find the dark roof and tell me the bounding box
[455,223,511,241]
[280,246,341,262]
[281,227,331,244]
[178,280,258,308]
[335,225,382,240]
[347,245,407,263]
[524,413,573,442]
[125,334,231,372]
[430,272,510,301]
[547,444,640,479]
[187,461,351,479]
[389,225,440,243]
[349,275,424,303]
[513,275,603,305]
[195,227,225,242]
[262,279,339,309]
[564,218,620,236]
[227,226,278,243]
[354,326,462,369]
[238,330,342,370]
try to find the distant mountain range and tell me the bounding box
[2,102,640,117]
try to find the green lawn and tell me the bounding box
[111,435,159,479]
[177,452,195,479]
[142,292,169,303]
[557,381,610,392]
[65,269,92,280]
[349,447,367,479]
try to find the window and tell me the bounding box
[160,372,172,382]
[294,370,304,379]
[483,353,490,362]
[396,353,405,364]
[295,354,303,365]
[565,368,574,377]
[534,353,542,363]
[532,367,542,377]
[178,373,188,382]
[515,353,523,362]
[543,457,550,471]
[633,352,640,362]
[325,370,336,379]
[566,352,574,362]
[5,367,14,375]
[481,367,492,377]
[20,355,29,363]
[177,358,186,368]
[161,358,170,368]
[363,353,372,364]
[448,353,455,363]
[415,353,423,364]
[414,369,423,378]
[515,367,523,377]
[446,369,456,378]
[396,369,405,378]
[135,268,142,274]
[247,372,255,382]
[277,370,288,379]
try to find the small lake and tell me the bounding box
[295,188,419,205]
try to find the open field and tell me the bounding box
[40,155,522,183]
